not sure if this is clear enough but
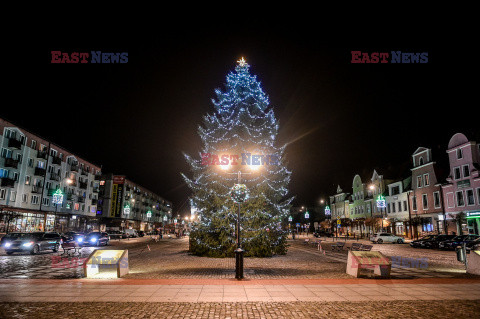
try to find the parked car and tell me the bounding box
[466,237,480,250]
[439,234,480,250]
[370,233,404,244]
[422,234,457,249]
[2,232,62,255]
[84,232,110,246]
[108,230,128,239]
[124,229,138,238]
[137,230,145,237]
[410,235,437,248]
[61,232,85,244]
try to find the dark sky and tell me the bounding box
[4,30,478,217]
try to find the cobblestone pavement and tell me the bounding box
[1,301,479,319]
[0,236,472,279]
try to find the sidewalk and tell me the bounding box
[1,278,479,302]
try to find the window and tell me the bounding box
[10,191,16,202]
[0,169,8,178]
[434,192,441,208]
[456,191,465,206]
[454,167,461,180]
[16,154,22,163]
[31,195,39,205]
[27,158,33,167]
[74,203,80,211]
[412,196,417,211]
[392,202,396,213]
[25,175,30,185]
[466,189,475,205]
[387,203,391,214]
[423,174,430,186]
[42,198,50,206]
[50,149,57,157]
[22,194,28,203]
[31,140,37,149]
[398,202,402,212]
[478,188,480,205]
[403,200,407,211]
[37,161,45,169]
[1,148,12,159]
[422,194,428,209]
[0,189,6,200]
[417,176,422,188]
[457,148,463,159]
[391,186,400,195]
[419,157,424,165]
[463,165,470,178]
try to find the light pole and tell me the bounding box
[220,163,259,280]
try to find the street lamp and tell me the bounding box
[219,163,261,280]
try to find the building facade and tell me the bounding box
[385,177,411,236]
[0,118,102,233]
[441,133,480,235]
[410,147,445,236]
[97,174,172,232]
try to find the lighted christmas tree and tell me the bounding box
[182,58,293,257]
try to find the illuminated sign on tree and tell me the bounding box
[305,211,309,219]
[147,211,152,218]
[288,216,293,222]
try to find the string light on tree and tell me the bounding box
[182,58,293,257]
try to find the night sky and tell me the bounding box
[5,30,478,217]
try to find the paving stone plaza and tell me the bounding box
[0,236,479,318]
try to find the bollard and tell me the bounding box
[235,248,244,280]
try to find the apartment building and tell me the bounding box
[0,118,102,233]
[96,174,172,232]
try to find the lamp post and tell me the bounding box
[219,163,260,280]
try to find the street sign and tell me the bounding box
[296,223,300,227]
[337,219,341,224]
[123,203,131,215]
[52,189,64,205]
[376,195,386,208]
[325,206,331,215]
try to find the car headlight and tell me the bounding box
[77,238,83,243]
[23,242,34,247]
[4,242,11,248]
[90,238,97,243]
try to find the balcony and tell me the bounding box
[49,172,61,181]
[4,158,19,169]
[34,167,46,177]
[51,156,62,165]
[80,169,88,176]
[77,197,85,203]
[0,178,15,188]
[79,181,87,189]
[31,185,43,194]
[70,164,79,172]
[37,151,48,159]
[8,138,23,149]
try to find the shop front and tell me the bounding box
[467,211,480,235]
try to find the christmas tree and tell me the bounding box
[182,58,293,257]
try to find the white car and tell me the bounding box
[370,233,404,244]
